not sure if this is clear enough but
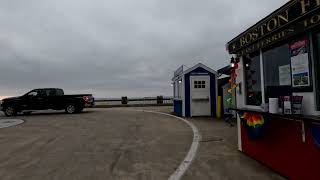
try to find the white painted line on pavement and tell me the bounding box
[132,110,201,180]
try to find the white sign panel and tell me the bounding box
[279,64,291,86]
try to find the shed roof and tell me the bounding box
[172,63,217,81]
[182,63,218,75]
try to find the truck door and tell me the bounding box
[32,90,47,110]
[23,90,42,110]
[45,89,59,109]
[38,89,53,110]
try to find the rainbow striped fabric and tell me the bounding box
[238,111,267,140]
[240,112,265,128]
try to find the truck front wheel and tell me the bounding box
[65,104,76,114]
[4,106,17,117]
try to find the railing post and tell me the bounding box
[157,96,163,104]
[121,96,128,105]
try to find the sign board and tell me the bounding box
[279,64,291,86]
[227,0,320,55]
[174,66,184,78]
[290,38,310,87]
[190,72,209,75]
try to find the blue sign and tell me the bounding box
[174,66,184,78]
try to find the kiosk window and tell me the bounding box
[316,33,320,110]
[263,44,292,102]
[244,53,262,106]
[317,33,320,54]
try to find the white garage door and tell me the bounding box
[190,76,211,117]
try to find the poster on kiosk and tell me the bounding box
[290,38,310,87]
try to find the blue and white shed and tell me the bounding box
[172,63,218,117]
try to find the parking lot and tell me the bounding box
[0,108,193,180]
[0,107,285,180]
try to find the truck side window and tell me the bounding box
[39,90,48,97]
[56,89,64,96]
[48,89,56,96]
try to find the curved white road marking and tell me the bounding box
[130,110,201,180]
[0,119,24,128]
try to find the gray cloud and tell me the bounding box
[0,0,288,98]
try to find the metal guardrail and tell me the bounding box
[94,96,173,107]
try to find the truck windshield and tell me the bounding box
[27,91,38,96]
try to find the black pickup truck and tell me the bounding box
[0,88,94,116]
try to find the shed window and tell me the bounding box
[244,53,262,106]
[263,44,292,102]
[194,81,206,89]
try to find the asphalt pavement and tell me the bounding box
[0,108,192,180]
[0,107,286,180]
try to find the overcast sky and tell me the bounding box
[0,0,289,98]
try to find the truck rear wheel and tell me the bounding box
[65,104,76,114]
[4,106,17,117]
